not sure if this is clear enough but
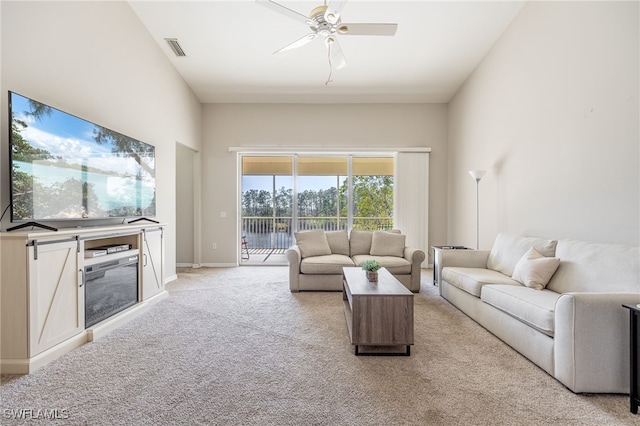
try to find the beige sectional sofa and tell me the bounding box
[286,229,425,293]
[435,233,640,394]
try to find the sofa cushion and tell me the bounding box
[294,230,332,258]
[481,285,561,336]
[547,239,640,293]
[487,233,558,277]
[370,231,406,257]
[351,255,411,274]
[512,247,561,290]
[325,230,350,256]
[300,254,355,274]
[442,267,521,297]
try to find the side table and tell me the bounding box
[431,246,471,286]
[623,304,639,414]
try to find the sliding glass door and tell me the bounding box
[240,154,394,262]
[297,156,347,231]
[241,156,293,259]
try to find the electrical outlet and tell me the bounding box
[212,243,217,249]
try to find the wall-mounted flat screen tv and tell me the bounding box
[8,91,156,222]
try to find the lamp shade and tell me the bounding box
[468,170,486,182]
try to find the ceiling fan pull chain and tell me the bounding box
[325,41,333,85]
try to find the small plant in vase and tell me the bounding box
[361,260,381,282]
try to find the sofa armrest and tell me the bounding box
[403,247,426,292]
[403,246,426,266]
[437,249,490,268]
[435,249,490,288]
[285,245,302,293]
[554,292,640,393]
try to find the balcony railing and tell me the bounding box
[241,216,393,251]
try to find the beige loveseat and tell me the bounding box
[435,233,640,394]
[286,229,425,293]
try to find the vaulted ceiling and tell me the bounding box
[129,1,526,103]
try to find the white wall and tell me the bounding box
[201,103,447,265]
[0,1,202,279]
[448,1,639,248]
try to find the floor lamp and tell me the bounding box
[468,170,486,250]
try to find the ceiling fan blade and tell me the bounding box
[274,33,317,56]
[325,36,347,70]
[338,23,398,36]
[324,0,349,24]
[327,0,349,15]
[256,0,312,25]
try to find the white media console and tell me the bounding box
[0,223,167,374]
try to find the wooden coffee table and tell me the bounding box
[342,267,414,355]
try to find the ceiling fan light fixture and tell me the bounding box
[326,12,339,23]
[337,25,349,34]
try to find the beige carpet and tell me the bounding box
[1,267,636,425]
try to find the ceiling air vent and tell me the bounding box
[164,38,186,57]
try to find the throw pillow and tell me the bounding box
[294,230,332,259]
[488,233,558,277]
[512,247,561,290]
[325,230,349,256]
[370,231,406,257]
[349,230,373,256]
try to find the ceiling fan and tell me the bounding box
[257,0,398,70]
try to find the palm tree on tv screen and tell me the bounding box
[92,127,155,177]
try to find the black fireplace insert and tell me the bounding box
[84,255,139,328]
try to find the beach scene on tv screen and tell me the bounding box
[10,92,156,221]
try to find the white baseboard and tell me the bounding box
[145,290,169,305]
[199,263,239,268]
[1,332,88,374]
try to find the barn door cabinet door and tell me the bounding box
[28,240,83,356]
[141,228,164,301]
